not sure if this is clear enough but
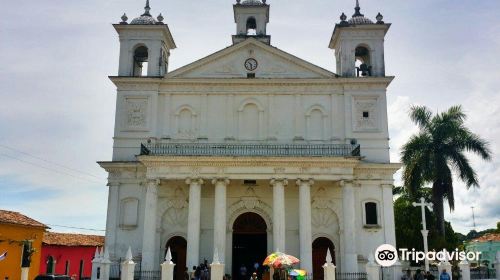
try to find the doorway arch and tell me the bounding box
[166,236,187,280]
[312,237,335,280]
[232,212,268,280]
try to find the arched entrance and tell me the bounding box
[312,237,335,280]
[166,236,187,280]
[232,212,267,280]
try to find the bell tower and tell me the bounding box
[232,0,271,45]
[114,0,176,77]
[329,0,390,77]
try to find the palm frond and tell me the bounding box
[448,151,479,188]
[409,105,432,129]
[454,129,492,160]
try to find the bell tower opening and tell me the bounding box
[232,212,268,280]
[355,45,371,77]
[246,17,257,35]
[232,0,271,45]
[328,0,390,77]
[133,46,149,77]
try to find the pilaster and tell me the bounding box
[142,179,160,270]
[341,180,357,272]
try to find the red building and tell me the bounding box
[40,232,104,279]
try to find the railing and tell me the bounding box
[471,269,496,280]
[140,143,361,157]
[135,271,161,280]
[336,272,368,280]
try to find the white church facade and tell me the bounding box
[99,1,400,279]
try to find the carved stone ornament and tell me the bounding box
[125,98,148,128]
[158,187,189,228]
[227,187,273,230]
[311,187,342,228]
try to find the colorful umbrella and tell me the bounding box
[289,270,307,277]
[263,252,300,268]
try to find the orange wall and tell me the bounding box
[0,223,45,280]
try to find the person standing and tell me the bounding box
[426,271,435,280]
[439,269,450,280]
[414,269,424,280]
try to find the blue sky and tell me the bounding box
[0,0,499,235]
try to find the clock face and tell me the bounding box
[244,58,258,71]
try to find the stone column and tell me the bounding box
[381,184,396,246]
[437,252,452,280]
[186,178,204,270]
[341,180,357,272]
[161,248,176,280]
[101,249,112,280]
[91,247,101,280]
[105,181,120,259]
[323,248,336,280]
[271,178,288,251]
[297,179,314,274]
[365,254,380,280]
[121,247,136,280]
[458,260,470,280]
[211,249,225,280]
[212,178,230,263]
[142,179,160,270]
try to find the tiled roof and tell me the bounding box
[0,209,48,228]
[43,232,105,247]
[472,233,500,242]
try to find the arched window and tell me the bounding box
[355,45,371,77]
[240,103,259,140]
[46,256,55,274]
[306,106,327,141]
[364,201,379,226]
[175,106,197,139]
[133,46,149,77]
[246,17,257,35]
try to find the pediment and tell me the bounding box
[167,38,336,79]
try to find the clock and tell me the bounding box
[244,58,258,71]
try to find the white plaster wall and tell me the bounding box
[112,84,391,163]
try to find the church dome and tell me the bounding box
[240,0,264,6]
[346,0,374,25]
[130,0,157,25]
[130,15,157,25]
[348,15,373,25]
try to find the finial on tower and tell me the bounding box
[121,13,128,24]
[353,0,364,17]
[157,13,164,23]
[376,12,384,24]
[142,0,152,16]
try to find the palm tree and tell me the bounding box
[401,105,492,236]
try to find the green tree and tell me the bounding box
[401,105,492,236]
[393,186,459,251]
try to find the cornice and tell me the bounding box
[137,155,361,168]
[108,76,394,89]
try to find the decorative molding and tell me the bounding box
[158,187,189,228]
[311,187,342,230]
[227,188,273,231]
